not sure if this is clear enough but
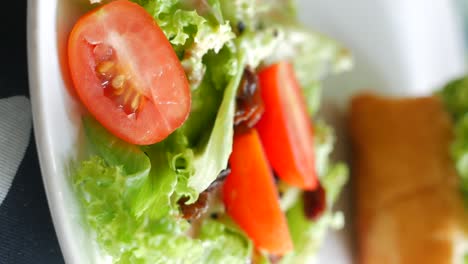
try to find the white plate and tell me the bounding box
[27,0,466,263]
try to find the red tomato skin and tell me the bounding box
[223,129,293,255]
[256,62,318,190]
[68,0,191,145]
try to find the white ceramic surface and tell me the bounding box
[27,0,466,263]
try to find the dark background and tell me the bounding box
[0,1,64,263]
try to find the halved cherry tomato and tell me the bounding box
[256,62,318,190]
[68,0,190,145]
[223,129,293,255]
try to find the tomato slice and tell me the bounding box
[68,0,191,145]
[256,62,318,190]
[223,129,293,255]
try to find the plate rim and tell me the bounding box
[27,1,80,263]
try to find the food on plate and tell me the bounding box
[67,0,352,263]
[349,93,468,264]
[223,129,293,255]
[256,62,319,190]
[68,0,191,145]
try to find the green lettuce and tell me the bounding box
[314,121,335,178]
[439,77,468,204]
[143,47,243,204]
[218,0,258,30]
[75,123,252,263]
[83,117,151,178]
[281,164,348,264]
[187,53,244,195]
[76,0,353,262]
[124,0,244,205]
[82,117,154,218]
[451,114,468,203]
[82,54,244,215]
[74,156,191,263]
[179,46,236,146]
[181,21,234,86]
[275,122,347,264]
[134,0,235,86]
[439,76,468,120]
[239,28,282,69]
[198,219,253,263]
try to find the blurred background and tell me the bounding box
[458,0,468,48]
[294,0,468,263]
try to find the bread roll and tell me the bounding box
[349,94,467,264]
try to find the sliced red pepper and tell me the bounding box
[222,129,293,255]
[256,62,319,190]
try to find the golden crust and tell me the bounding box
[349,93,465,264]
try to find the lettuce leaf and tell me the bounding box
[138,47,243,204]
[141,142,180,219]
[180,46,236,145]
[124,1,243,205]
[76,119,252,262]
[239,28,281,69]
[276,122,347,264]
[83,117,151,178]
[82,117,154,218]
[198,219,253,263]
[219,0,258,31]
[188,53,244,195]
[73,156,251,263]
[439,76,468,120]
[181,21,234,86]
[439,77,468,205]
[134,0,235,86]
[281,164,348,264]
[314,121,335,178]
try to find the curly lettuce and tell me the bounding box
[75,119,252,263]
[132,0,235,86]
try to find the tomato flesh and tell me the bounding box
[68,0,191,145]
[223,129,293,255]
[256,62,318,190]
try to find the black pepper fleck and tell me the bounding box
[273,29,279,37]
[237,21,246,34]
[210,213,219,219]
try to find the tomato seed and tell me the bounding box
[114,86,125,96]
[131,95,140,111]
[97,61,115,74]
[111,75,125,89]
[122,88,132,103]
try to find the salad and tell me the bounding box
[67,0,352,263]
